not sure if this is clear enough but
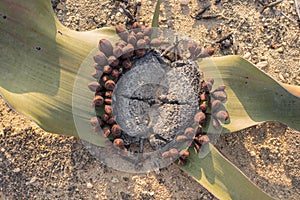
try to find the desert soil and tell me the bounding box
[1,0,300,199]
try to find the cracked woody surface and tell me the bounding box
[1,1,300,197]
[76,25,229,173]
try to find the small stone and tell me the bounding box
[256,61,268,68]
[243,52,251,59]
[12,168,21,173]
[180,0,189,5]
[276,47,284,53]
[260,56,267,61]
[111,177,119,183]
[56,3,65,10]
[284,73,290,78]
[149,191,155,196]
[279,73,285,82]
[274,69,280,73]
[250,151,256,156]
[28,176,37,184]
[86,182,93,189]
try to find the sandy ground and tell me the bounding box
[1,0,300,199]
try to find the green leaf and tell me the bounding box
[0,0,117,146]
[1,0,298,199]
[197,56,300,132]
[151,0,161,28]
[151,0,161,39]
[178,144,273,200]
[2,0,299,145]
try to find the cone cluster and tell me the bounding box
[89,22,164,152]
[88,22,230,166]
[188,77,229,162]
[163,76,229,165]
[188,40,215,60]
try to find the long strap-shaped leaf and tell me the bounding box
[0,0,115,144]
[1,0,299,143]
[178,144,273,200]
[197,57,300,132]
[1,0,298,199]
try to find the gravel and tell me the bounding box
[0,0,299,199]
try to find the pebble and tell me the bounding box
[149,191,155,196]
[279,73,286,82]
[12,167,21,173]
[29,176,37,184]
[284,73,290,78]
[86,182,93,189]
[256,61,268,68]
[56,3,65,10]
[276,47,284,53]
[180,0,189,6]
[260,56,267,61]
[243,52,251,59]
[26,176,37,185]
[111,177,119,183]
[250,151,256,156]
[2,1,297,200]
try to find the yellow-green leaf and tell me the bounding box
[0,0,116,145]
[152,0,161,28]
[197,57,300,132]
[178,144,273,200]
[1,1,299,199]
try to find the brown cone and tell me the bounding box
[98,39,113,57]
